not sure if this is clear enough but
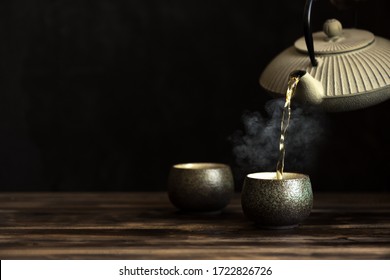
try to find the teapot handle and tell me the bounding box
[303,0,318,67]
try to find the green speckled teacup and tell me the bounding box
[241,172,313,229]
[168,163,234,212]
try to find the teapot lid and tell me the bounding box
[294,19,375,54]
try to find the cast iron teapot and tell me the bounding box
[260,0,390,111]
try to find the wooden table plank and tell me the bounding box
[0,192,389,259]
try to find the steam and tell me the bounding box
[230,99,328,179]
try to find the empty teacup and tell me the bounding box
[168,162,234,212]
[241,172,313,229]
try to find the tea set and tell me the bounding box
[168,0,389,228]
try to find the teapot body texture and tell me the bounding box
[260,36,390,111]
[260,15,390,112]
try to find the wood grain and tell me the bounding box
[0,192,389,259]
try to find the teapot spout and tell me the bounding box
[291,70,324,105]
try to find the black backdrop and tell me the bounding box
[1,0,389,191]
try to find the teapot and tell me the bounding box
[259,0,390,111]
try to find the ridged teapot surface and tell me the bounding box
[260,18,390,112]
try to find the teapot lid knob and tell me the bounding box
[295,18,374,54]
[323,19,343,38]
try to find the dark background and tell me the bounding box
[0,0,389,192]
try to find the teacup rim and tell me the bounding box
[247,172,309,180]
[172,162,230,170]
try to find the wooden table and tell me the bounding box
[0,192,389,259]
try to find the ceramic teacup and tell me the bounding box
[168,162,234,212]
[241,172,313,229]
